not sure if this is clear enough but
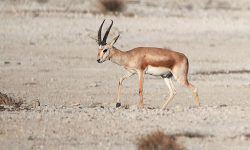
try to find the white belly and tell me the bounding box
[145,66,171,76]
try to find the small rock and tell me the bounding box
[0,106,5,111]
[4,61,10,65]
[123,104,129,109]
[88,83,99,87]
[23,82,37,86]
[147,106,156,110]
[219,104,227,108]
[214,104,227,109]
[29,42,35,45]
[28,136,34,140]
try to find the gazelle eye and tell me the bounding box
[103,49,108,53]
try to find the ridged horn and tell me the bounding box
[98,19,105,45]
[102,20,113,45]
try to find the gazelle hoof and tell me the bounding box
[116,103,121,108]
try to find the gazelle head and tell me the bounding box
[97,19,120,63]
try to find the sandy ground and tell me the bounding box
[1,0,250,150]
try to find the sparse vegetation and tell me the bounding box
[98,0,126,14]
[36,0,49,4]
[0,92,23,109]
[171,131,214,139]
[136,131,211,150]
[0,92,40,111]
[193,69,250,76]
[136,131,184,150]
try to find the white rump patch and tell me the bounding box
[145,66,171,76]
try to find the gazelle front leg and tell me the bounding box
[137,70,145,109]
[116,71,135,107]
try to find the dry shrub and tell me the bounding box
[0,92,23,108]
[98,0,126,14]
[36,0,49,4]
[136,131,184,150]
[0,92,40,111]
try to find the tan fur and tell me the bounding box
[96,21,200,109]
[98,46,200,109]
[127,47,183,69]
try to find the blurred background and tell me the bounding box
[1,1,250,150]
[0,0,250,106]
[0,0,250,18]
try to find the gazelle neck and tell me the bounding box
[109,47,128,67]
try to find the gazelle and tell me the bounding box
[95,19,200,109]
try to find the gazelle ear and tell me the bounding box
[110,34,120,46]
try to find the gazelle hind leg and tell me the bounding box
[187,83,200,106]
[179,76,200,106]
[162,78,176,109]
[172,59,200,106]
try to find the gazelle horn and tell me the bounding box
[102,20,113,45]
[98,19,105,45]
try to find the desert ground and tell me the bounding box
[0,0,250,149]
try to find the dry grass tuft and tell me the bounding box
[172,131,213,139]
[136,131,184,150]
[36,0,49,4]
[0,92,40,111]
[0,92,23,109]
[98,0,126,14]
[193,69,250,76]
